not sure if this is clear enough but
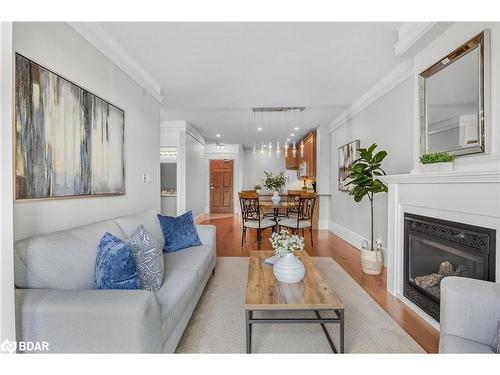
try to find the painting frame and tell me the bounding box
[14,53,126,201]
[338,140,360,192]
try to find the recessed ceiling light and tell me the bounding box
[257,127,263,131]
[290,133,295,137]
[286,138,291,142]
[216,134,220,138]
[294,127,299,130]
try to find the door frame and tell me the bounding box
[209,159,234,214]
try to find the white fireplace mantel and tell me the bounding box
[381,171,500,184]
[380,171,500,329]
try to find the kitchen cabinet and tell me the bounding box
[284,130,316,178]
[285,148,298,169]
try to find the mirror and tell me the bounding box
[419,31,489,157]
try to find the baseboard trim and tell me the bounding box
[329,221,364,251]
[329,221,387,266]
[318,219,329,230]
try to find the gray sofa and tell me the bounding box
[14,210,216,353]
[440,277,500,353]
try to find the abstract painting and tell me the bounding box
[15,53,125,200]
[338,140,360,192]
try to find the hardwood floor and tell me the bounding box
[197,213,440,353]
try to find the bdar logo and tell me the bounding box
[0,339,17,354]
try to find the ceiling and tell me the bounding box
[99,22,404,145]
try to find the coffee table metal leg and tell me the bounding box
[246,310,252,353]
[339,309,345,354]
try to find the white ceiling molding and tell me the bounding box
[67,22,163,103]
[328,59,414,133]
[161,121,206,145]
[394,22,454,57]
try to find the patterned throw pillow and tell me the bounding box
[126,225,164,292]
[492,321,500,353]
[157,211,202,253]
[94,232,140,290]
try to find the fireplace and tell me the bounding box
[404,213,496,322]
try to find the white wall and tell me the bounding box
[413,22,500,172]
[185,133,206,217]
[0,22,16,343]
[13,22,161,240]
[242,147,302,192]
[330,78,414,261]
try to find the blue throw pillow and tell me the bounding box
[157,211,202,252]
[94,232,140,290]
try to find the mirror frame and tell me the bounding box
[419,30,490,157]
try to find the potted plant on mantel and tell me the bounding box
[418,152,455,173]
[261,170,288,204]
[346,143,388,275]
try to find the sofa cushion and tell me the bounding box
[115,210,165,249]
[14,220,126,290]
[126,225,164,292]
[164,245,215,284]
[440,334,494,353]
[157,211,202,252]
[94,232,140,290]
[155,269,199,340]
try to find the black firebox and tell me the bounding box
[404,213,496,322]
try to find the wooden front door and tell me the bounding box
[210,159,233,213]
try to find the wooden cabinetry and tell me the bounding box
[284,130,316,178]
[285,148,298,169]
[301,131,316,178]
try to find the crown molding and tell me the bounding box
[394,22,454,57]
[328,59,414,133]
[67,22,163,103]
[160,121,205,145]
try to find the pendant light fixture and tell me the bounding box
[268,141,272,158]
[276,141,280,157]
[285,142,288,158]
[253,143,256,156]
[260,142,264,155]
[300,141,304,158]
[292,141,297,158]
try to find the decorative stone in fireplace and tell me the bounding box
[404,213,496,321]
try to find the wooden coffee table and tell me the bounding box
[245,250,345,353]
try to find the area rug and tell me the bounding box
[176,257,425,353]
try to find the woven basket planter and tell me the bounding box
[361,248,384,275]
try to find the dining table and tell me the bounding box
[259,200,294,231]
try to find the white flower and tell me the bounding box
[270,229,305,257]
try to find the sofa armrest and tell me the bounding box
[16,288,163,353]
[196,224,216,248]
[440,277,500,346]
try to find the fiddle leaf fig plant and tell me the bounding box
[346,143,388,251]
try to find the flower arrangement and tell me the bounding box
[261,170,288,192]
[270,229,305,257]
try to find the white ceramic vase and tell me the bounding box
[271,191,281,204]
[273,253,305,283]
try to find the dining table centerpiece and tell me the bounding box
[261,170,288,204]
[270,229,305,283]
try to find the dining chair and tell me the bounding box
[286,190,302,218]
[238,192,276,246]
[278,192,316,246]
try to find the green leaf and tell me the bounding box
[371,150,387,164]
